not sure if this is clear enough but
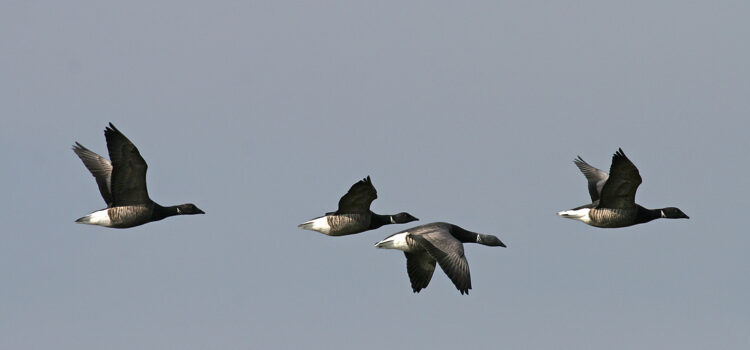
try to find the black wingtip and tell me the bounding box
[105,122,120,135]
[612,148,629,162]
[71,142,92,156]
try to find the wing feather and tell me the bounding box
[404,252,436,293]
[336,176,377,213]
[411,230,472,295]
[72,142,114,206]
[573,156,609,202]
[598,148,642,210]
[104,123,150,206]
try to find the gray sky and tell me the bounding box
[1,1,749,349]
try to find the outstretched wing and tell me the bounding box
[104,123,150,206]
[336,176,377,214]
[72,142,114,206]
[404,252,437,293]
[410,229,472,295]
[573,156,609,202]
[598,148,642,210]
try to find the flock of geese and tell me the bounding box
[73,123,689,295]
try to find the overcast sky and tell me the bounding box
[1,1,749,349]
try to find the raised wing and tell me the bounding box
[410,229,471,295]
[72,142,114,206]
[404,252,437,293]
[104,123,150,206]
[336,176,377,214]
[598,148,642,210]
[573,156,609,202]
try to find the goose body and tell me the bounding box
[376,222,506,295]
[73,123,204,228]
[558,148,688,228]
[298,176,418,236]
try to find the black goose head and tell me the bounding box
[392,212,419,224]
[660,207,689,219]
[477,234,506,247]
[175,203,205,215]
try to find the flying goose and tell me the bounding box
[557,148,688,228]
[375,222,505,295]
[298,176,418,236]
[73,123,204,228]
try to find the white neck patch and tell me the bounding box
[660,210,666,218]
[390,216,396,224]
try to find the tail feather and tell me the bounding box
[297,216,330,234]
[74,209,112,227]
[374,240,395,249]
[557,207,592,225]
[297,221,314,230]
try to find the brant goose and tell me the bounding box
[557,148,688,228]
[375,222,506,295]
[298,176,418,236]
[73,123,204,228]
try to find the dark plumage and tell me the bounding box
[73,123,204,228]
[558,148,689,228]
[298,176,418,236]
[375,222,506,295]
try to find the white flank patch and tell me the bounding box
[375,232,412,252]
[557,208,592,224]
[79,209,113,227]
[299,216,331,235]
